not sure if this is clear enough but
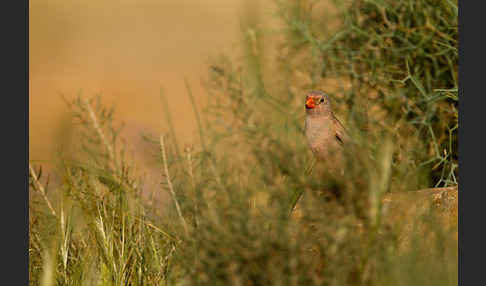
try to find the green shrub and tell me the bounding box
[276,0,458,187]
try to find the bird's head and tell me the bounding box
[305,91,332,115]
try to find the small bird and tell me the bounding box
[289,91,350,215]
[304,91,349,171]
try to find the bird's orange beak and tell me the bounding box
[305,97,316,109]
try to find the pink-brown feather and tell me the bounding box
[304,91,348,166]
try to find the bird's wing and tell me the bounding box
[332,113,350,145]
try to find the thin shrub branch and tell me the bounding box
[29,164,57,217]
[159,135,189,237]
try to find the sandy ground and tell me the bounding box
[30,0,252,164]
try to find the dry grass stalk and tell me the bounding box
[29,164,57,217]
[160,135,189,237]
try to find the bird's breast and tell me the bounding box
[305,116,340,159]
[305,117,333,143]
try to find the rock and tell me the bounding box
[381,186,458,251]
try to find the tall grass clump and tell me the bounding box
[29,96,181,285]
[29,0,457,285]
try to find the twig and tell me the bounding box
[184,78,223,188]
[29,164,57,217]
[185,146,199,229]
[159,89,181,160]
[160,135,189,236]
[83,98,115,163]
[184,78,206,150]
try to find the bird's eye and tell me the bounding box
[320,98,325,103]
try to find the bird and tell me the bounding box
[304,91,350,173]
[289,91,351,216]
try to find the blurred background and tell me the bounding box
[30,0,264,164]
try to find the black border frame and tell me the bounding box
[3,0,29,284]
[458,1,481,286]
